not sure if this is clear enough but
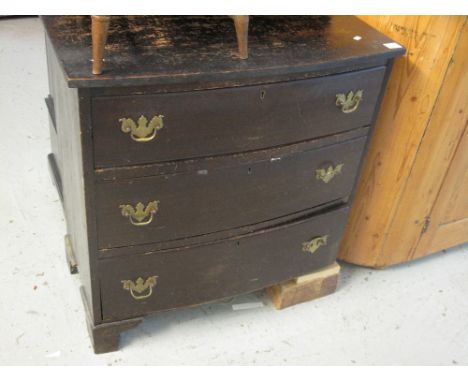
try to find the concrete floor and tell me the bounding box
[1,17,468,365]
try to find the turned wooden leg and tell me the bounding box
[80,287,143,354]
[91,15,111,75]
[266,262,340,309]
[232,15,249,59]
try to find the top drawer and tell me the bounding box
[92,66,385,168]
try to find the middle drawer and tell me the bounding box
[95,136,366,249]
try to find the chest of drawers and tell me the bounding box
[42,16,404,353]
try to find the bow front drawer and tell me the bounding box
[99,206,349,321]
[95,136,366,249]
[92,66,385,168]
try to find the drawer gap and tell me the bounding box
[98,198,348,258]
[95,126,370,181]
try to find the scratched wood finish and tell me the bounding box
[339,16,467,268]
[41,16,403,88]
[95,126,369,182]
[267,262,340,310]
[96,137,366,249]
[100,206,349,322]
[45,36,102,319]
[93,67,384,168]
[42,16,403,352]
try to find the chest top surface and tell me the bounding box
[42,16,405,88]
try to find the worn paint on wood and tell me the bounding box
[43,16,403,352]
[41,16,403,88]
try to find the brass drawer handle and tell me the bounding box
[119,115,164,142]
[119,201,159,226]
[336,90,363,113]
[316,163,344,183]
[122,276,158,300]
[302,235,329,254]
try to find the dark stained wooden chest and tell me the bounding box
[42,15,405,353]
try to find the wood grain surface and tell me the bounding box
[339,16,466,267]
[386,19,468,263]
[416,87,468,255]
[42,16,403,352]
[41,16,404,88]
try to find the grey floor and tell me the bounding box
[1,17,468,366]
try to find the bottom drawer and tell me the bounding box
[99,206,349,321]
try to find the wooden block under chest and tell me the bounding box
[266,262,341,309]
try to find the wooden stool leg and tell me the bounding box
[91,15,111,75]
[266,262,340,309]
[232,15,249,59]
